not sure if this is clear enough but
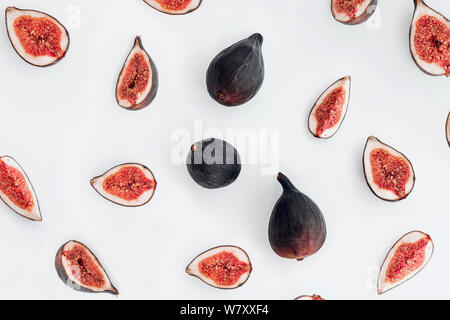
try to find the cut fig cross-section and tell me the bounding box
[0,156,41,221]
[90,163,157,207]
[308,76,351,139]
[55,240,118,295]
[143,0,202,15]
[410,0,450,76]
[331,0,378,25]
[363,137,415,201]
[186,246,252,289]
[295,294,325,300]
[378,231,433,295]
[116,36,158,110]
[5,7,69,67]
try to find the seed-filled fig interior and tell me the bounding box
[143,0,202,15]
[5,6,69,67]
[90,163,157,207]
[207,33,264,107]
[116,36,158,110]
[446,112,450,146]
[186,246,252,289]
[308,76,351,139]
[331,0,377,25]
[363,137,415,201]
[295,294,325,300]
[186,138,241,189]
[378,231,433,295]
[0,156,41,221]
[410,0,450,76]
[269,173,326,261]
[55,240,118,295]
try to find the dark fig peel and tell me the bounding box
[0,156,41,221]
[116,36,158,110]
[331,0,378,25]
[378,231,433,294]
[207,33,264,107]
[55,240,118,295]
[410,0,450,76]
[446,112,450,146]
[269,173,326,261]
[186,245,252,289]
[186,138,241,189]
[143,0,202,15]
[295,294,325,300]
[5,7,69,67]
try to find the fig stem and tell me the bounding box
[277,172,297,192]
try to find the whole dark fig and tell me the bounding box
[206,33,264,107]
[269,173,326,261]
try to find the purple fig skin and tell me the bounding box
[446,112,450,146]
[331,0,378,25]
[269,173,326,261]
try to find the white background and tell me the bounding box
[0,0,448,300]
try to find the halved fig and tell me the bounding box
[143,0,202,15]
[331,0,378,25]
[116,36,158,110]
[446,112,450,146]
[55,240,118,295]
[410,0,450,76]
[378,231,433,294]
[308,76,351,139]
[0,156,41,221]
[363,137,415,201]
[5,7,69,67]
[295,294,325,300]
[90,163,157,207]
[186,246,252,289]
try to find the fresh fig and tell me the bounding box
[143,0,202,15]
[410,0,450,76]
[295,294,325,300]
[186,246,252,289]
[269,173,326,261]
[0,156,41,221]
[378,231,433,294]
[206,33,264,107]
[116,36,158,110]
[331,0,378,25]
[446,112,450,146]
[5,6,69,67]
[186,138,241,189]
[308,76,351,139]
[363,137,415,201]
[90,163,157,207]
[55,240,118,295]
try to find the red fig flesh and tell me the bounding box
[91,163,157,207]
[363,137,415,201]
[5,7,69,67]
[410,0,450,76]
[331,0,377,25]
[0,156,41,221]
[143,0,202,15]
[308,76,351,139]
[55,240,118,295]
[116,37,158,110]
[378,231,433,294]
[186,246,252,289]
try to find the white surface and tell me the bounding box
[0,0,448,300]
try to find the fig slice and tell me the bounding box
[410,0,450,76]
[446,112,450,146]
[0,156,41,221]
[5,6,69,67]
[363,137,415,201]
[90,163,157,207]
[55,240,118,295]
[295,294,325,300]
[143,0,202,15]
[116,36,158,110]
[186,246,252,289]
[308,76,351,139]
[331,0,378,25]
[378,231,433,295]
